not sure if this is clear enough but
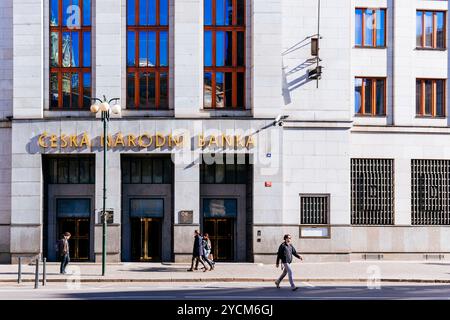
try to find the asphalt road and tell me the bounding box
[0,282,449,300]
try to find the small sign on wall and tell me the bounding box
[179,210,194,224]
[265,181,272,187]
[99,209,114,224]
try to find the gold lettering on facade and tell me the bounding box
[246,135,255,148]
[138,134,152,147]
[235,135,245,148]
[127,134,137,147]
[50,135,58,148]
[38,132,48,148]
[222,135,234,148]
[155,133,166,147]
[114,133,125,147]
[100,135,113,147]
[209,135,218,147]
[168,134,183,147]
[69,135,78,147]
[60,134,68,148]
[79,133,90,147]
[198,134,206,147]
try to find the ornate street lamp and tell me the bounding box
[90,95,121,276]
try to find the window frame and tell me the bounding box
[126,0,169,110]
[355,8,387,48]
[299,193,331,239]
[203,0,246,109]
[354,77,387,116]
[416,10,447,49]
[416,78,446,117]
[49,0,92,110]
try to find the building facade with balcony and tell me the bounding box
[0,0,450,264]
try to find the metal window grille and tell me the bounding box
[300,194,329,225]
[351,159,394,225]
[411,159,450,225]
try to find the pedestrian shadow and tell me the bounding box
[121,267,190,273]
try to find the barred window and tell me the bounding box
[300,194,329,225]
[122,156,173,184]
[412,160,450,225]
[351,159,394,225]
[45,156,95,184]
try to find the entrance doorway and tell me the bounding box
[203,218,234,261]
[58,218,90,261]
[131,218,162,261]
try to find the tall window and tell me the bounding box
[416,11,446,49]
[50,0,92,109]
[204,0,245,109]
[355,77,386,116]
[127,0,169,109]
[355,8,386,47]
[416,79,446,117]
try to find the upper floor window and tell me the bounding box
[355,8,386,47]
[416,11,446,49]
[50,0,92,109]
[127,0,169,109]
[355,77,386,116]
[204,0,245,109]
[416,79,446,117]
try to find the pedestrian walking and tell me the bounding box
[200,233,215,270]
[187,230,209,272]
[58,232,71,274]
[275,234,303,291]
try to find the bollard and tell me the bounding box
[42,257,46,286]
[34,257,39,289]
[17,257,22,284]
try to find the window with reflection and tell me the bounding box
[355,77,386,116]
[50,0,92,109]
[204,0,245,109]
[127,0,169,109]
[416,79,446,117]
[355,8,386,47]
[416,11,446,49]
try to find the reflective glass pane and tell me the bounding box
[364,9,374,46]
[51,32,59,67]
[83,31,91,67]
[160,31,168,66]
[62,0,70,26]
[163,158,172,183]
[148,0,156,25]
[48,159,58,184]
[375,79,385,115]
[83,73,91,108]
[62,73,71,107]
[71,73,79,108]
[160,0,168,25]
[50,0,59,26]
[142,158,153,183]
[160,72,168,109]
[204,31,212,66]
[204,164,215,183]
[83,0,91,26]
[131,159,141,183]
[51,73,59,109]
[237,0,245,25]
[216,31,225,66]
[148,32,156,66]
[216,0,233,25]
[57,199,90,218]
[376,9,385,47]
[236,164,247,183]
[355,9,362,46]
[425,12,433,47]
[205,0,212,25]
[436,80,445,116]
[416,12,423,47]
[416,80,421,115]
[139,32,148,66]
[122,159,130,183]
[363,78,372,114]
[204,72,213,108]
[139,0,148,25]
[216,72,224,108]
[148,72,156,108]
[71,32,80,67]
[139,72,147,107]
[62,32,72,67]
[225,31,232,66]
[69,159,79,183]
[225,72,232,108]
[79,159,90,183]
[425,80,432,115]
[436,12,445,49]
[237,72,244,108]
[89,159,95,183]
[153,159,163,183]
[355,78,363,114]
[225,164,236,183]
[127,31,136,66]
[127,73,136,108]
[130,199,164,218]
[58,159,69,184]
[128,0,136,25]
[215,164,225,183]
[203,199,237,218]
[237,32,244,66]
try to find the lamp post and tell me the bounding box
[90,95,121,276]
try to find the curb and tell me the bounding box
[1,278,450,284]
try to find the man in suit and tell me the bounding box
[187,230,209,272]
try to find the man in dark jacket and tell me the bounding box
[275,234,302,291]
[58,232,71,274]
[187,230,209,272]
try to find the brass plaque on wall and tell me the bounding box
[179,210,194,224]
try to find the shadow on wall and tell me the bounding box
[282,37,316,106]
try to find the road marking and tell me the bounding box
[301,282,315,288]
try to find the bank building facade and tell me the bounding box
[1,0,450,264]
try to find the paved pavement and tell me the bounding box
[0,282,449,300]
[1,261,450,283]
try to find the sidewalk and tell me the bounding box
[1,261,450,283]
